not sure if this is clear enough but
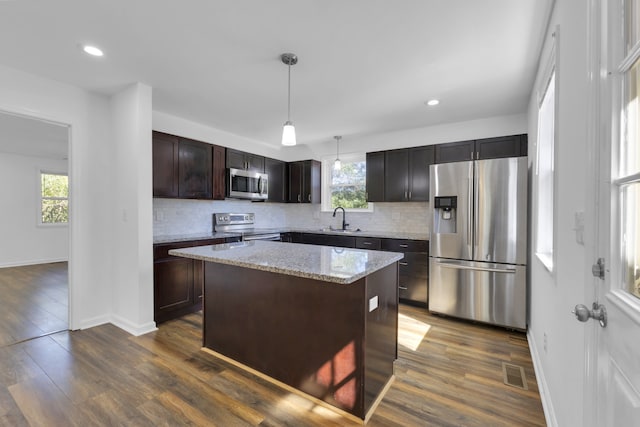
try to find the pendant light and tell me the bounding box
[334,136,342,171]
[281,53,298,146]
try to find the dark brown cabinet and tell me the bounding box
[152,131,225,200]
[153,237,236,323]
[434,134,527,163]
[355,237,382,250]
[381,239,428,306]
[212,145,226,200]
[178,138,212,199]
[288,160,321,204]
[152,132,180,198]
[265,157,288,203]
[226,148,265,173]
[373,146,434,202]
[365,151,385,202]
[301,233,355,248]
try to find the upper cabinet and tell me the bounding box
[265,157,288,203]
[368,146,434,202]
[288,160,321,204]
[152,131,225,200]
[365,151,385,202]
[226,148,265,173]
[434,134,527,163]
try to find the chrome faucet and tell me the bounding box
[332,206,348,230]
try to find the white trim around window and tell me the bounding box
[321,153,374,213]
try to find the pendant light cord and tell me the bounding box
[287,62,291,121]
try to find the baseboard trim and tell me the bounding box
[79,314,111,330]
[110,314,157,336]
[527,327,557,427]
[0,258,68,268]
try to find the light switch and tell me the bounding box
[369,295,379,312]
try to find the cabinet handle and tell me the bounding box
[399,286,408,290]
[363,242,372,245]
[399,262,408,266]
[470,150,474,160]
[399,244,408,248]
[404,191,408,199]
[308,194,311,202]
[408,191,412,199]
[298,194,301,202]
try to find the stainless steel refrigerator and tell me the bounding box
[429,157,527,330]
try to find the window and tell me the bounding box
[40,171,68,225]
[535,63,556,271]
[618,1,640,298]
[322,154,372,212]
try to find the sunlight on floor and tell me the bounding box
[274,393,344,421]
[398,312,432,352]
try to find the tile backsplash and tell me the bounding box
[153,198,430,236]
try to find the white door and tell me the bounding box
[582,1,640,426]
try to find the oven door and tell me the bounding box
[242,233,281,242]
[228,168,268,200]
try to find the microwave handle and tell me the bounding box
[260,176,267,195]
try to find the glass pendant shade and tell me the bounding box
[282,121,296,146]
[334,158,341,171]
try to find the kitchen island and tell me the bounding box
[169,241,402,422]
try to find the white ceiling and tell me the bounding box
[0,0,551,151]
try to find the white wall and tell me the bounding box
[527,0,589,425]
[0,152,68,267]
[0,64,115,331]
[110,83,155,335]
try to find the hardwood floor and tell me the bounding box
[0,262,68,346]
[0,303,545,426]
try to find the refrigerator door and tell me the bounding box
[429,257,527,330]
[429,161,474,260]
[473,157,528,265]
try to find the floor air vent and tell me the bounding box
[502,362,528,390]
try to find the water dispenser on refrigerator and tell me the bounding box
[433,196,457,234]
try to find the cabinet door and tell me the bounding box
[408,146,434,201]
[265,157,287,203]
[434,140,475,163]
[154,257,194,314]
[398,252,428,306]
[245,152,265,173]
[226,148,246,170]
[301,233,355,248]
[288,161,303,202]
[304,160,321,204]
[475,135,523,160]
[212,145,226,200]
[384,149,409,201]
[355,237,381,250]
[178,138,212,199]
[152,131,179,198]
[366,152,385,202]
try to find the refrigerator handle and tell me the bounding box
[467,172,473,248]
[473,162,479,258]
[434,260,516,274]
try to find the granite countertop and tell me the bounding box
[290,228,430,241]
[169,241,404,285]
[153,232,241,245]
[155,228,428,245]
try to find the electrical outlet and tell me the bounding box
[543,332,548,353]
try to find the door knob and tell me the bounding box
[572,302,607,328]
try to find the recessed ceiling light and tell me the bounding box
[426,99,439,106]
[82,45,104,57]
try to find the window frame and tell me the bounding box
[38,169,69,227]
[321,153,373,213]
[534,30,558,273]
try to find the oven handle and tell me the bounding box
[242,234,281,242]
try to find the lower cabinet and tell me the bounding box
[283,232,429,307]
[153,237,238,323]
[381,239,428,307]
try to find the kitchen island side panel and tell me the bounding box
[363,263,399,413]
[203,262,369,417]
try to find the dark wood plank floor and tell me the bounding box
[0,302,546,426]
[0,262,68,346]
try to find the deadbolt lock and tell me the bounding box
[592,258,605,280]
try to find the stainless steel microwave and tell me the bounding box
[227,168,268,200]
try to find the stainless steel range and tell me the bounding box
[213,213,282,241]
